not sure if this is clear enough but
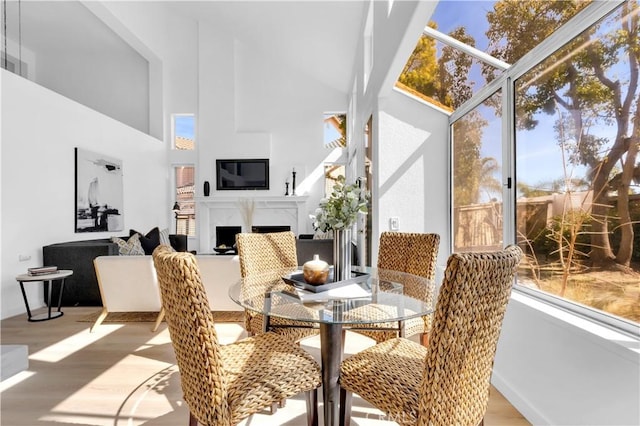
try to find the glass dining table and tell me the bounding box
[228,267,435,426]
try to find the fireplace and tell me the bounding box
[216,226,241,247]
[251,225,291,233]
[196,195,309,254]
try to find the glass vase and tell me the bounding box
[333,228,352,281]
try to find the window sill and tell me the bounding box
[510,289,640,362]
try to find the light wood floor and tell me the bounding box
[1,307,530,426]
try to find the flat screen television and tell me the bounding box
[216,159,269,190]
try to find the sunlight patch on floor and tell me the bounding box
[0,370,36,392]
[46,353,175,426]
[30,324,124,363]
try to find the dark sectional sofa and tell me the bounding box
[42,235,349,307]
[42,235,187,306]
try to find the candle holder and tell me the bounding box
[292,169,297,196]
[285,182,290,196]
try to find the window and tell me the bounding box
[324,113,346,148]
[452,90,503,252]
[514,3,639,325]
[175,166,195,236]
[171,114,196,236]
[172,114,195,150]
[400,0,589,109]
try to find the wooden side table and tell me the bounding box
[16,270,73,321]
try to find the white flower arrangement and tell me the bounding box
[312,176,369,232]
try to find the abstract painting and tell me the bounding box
[75,148,124,232]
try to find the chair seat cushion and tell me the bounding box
[340,337,426,425]
[220,332,321,424]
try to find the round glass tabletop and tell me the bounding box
[228,267,435,325]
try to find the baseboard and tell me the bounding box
[491,369,551,425]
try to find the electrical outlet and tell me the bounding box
[18,254,31,262]
[390,217,400,231]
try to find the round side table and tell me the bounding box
[16,270,73,321]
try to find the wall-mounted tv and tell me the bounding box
[216,159,270,190]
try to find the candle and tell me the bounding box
[293,167,296,173]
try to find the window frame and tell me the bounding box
[448,0,637,337]
[169,113,198,239]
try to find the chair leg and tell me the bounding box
[420,331,430,347]
[339,387,352,426]
[152,307,165,332]
[305,388,319,426]
[90,308,108,332]
[270,402,278,414]
[188,411,198,426]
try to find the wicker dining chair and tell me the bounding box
[339,245,523,426]
[152,245,321,426]
[236,231,319,342]
[351,232,440,346]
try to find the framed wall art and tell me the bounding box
[74,148,124,233]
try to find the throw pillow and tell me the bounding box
[159,228,172,246]
[158,228,176,252]
[130,227,161,255]
[111,234,145,256]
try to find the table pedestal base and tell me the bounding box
[320,322,343,426]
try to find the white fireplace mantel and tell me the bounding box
[196,195,309,253]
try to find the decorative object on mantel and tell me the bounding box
[292,167,297,196]
[237,198,255,232]
[203,181,210,197]
[312,176,370,281]
[285,178,290,196]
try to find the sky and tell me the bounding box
[174,115,195,140]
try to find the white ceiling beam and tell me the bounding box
[423,25,510,71]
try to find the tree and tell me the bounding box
[485,0,639,267]
[398,23,439,99]
[437,27,476,109]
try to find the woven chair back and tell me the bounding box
[152,245,230,425]
[236,231,298,277]
[418,244,522,426]
[377,232,439,301]
[377,232,439,278]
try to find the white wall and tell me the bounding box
[98,2,343,253]
[377,88,450,266]
[93,1,199,140]
[35,48,149,135]
[4,1,151,135]
[494,293,640,425]
[195,24,348,252]
[0,70,168,320]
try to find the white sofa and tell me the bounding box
[92,254,241,331]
